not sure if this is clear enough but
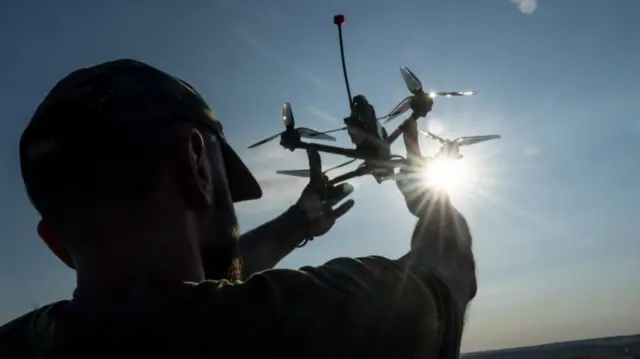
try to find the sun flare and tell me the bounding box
[421,157,476,196]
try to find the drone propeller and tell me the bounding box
[429,91,477,98]
[248,102,338,149]
[275,169,314,178]
[419,130,446,144]
[382,67,477,124]
[420,130,501,147]
[283,101,294,128]
[400,66,423,94]
[248,133,280,149]
[454,134,501,147]
[400,66,479,98]
[383,96,413,124]
[276,158,358,178]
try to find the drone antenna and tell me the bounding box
[333,14,354,112]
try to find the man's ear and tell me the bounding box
[178,128,214,209]
[37,220,75,269]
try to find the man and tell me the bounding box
[0,59,476,358]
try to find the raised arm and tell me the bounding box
[218,255,448,358]
[395,114,477,306]
[237,205,310,279]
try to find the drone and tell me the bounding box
[420,130,501,160]
[248,14,481,185]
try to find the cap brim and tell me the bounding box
[219,140,262,202]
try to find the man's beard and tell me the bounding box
[201,182,243,282]
[201,225,242,282]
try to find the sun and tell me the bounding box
[421,157,476,196]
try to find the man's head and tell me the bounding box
[19,59,262,283]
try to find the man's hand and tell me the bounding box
[296,149,355,237]
[238,149,354,278]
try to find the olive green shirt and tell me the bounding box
[0,255,459,359]
[1,189,471,359]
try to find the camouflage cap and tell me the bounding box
[19,59,262,203]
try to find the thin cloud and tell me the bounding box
[235,145,308,215]
[236,170,306,215]
[233,27,327,89]
[238,145,289,165]
[307,105,340,124]
[523,146,541,156]
[509,0,538,14]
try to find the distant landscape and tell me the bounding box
[463,334,640,359]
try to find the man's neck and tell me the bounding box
[72,226,205,309]
[72,278,198,316]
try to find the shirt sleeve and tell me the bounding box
[202,255,449,359]
[408,188,477,303]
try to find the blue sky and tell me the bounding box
[1,0,638,353]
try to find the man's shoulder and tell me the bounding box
[0,300,68,335]
[192,256,436,322]
[192,268,324,312]
[0,301,69,356]
[188,262,374,325]
[204,256,400,301]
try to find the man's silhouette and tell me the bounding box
[0,59,476,359]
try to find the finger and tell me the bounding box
[325,183,354,207]
[306,149,324,186]
[331,199,355,219]
[402,124,421,159]
[404,117,418,131]
[328,182,353,197]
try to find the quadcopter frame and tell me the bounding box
[248,13,480,185]
[277,118,416,184]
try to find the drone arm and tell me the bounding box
[325,159,358,174]
[291,141,377,161]
[328,166,369,185]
